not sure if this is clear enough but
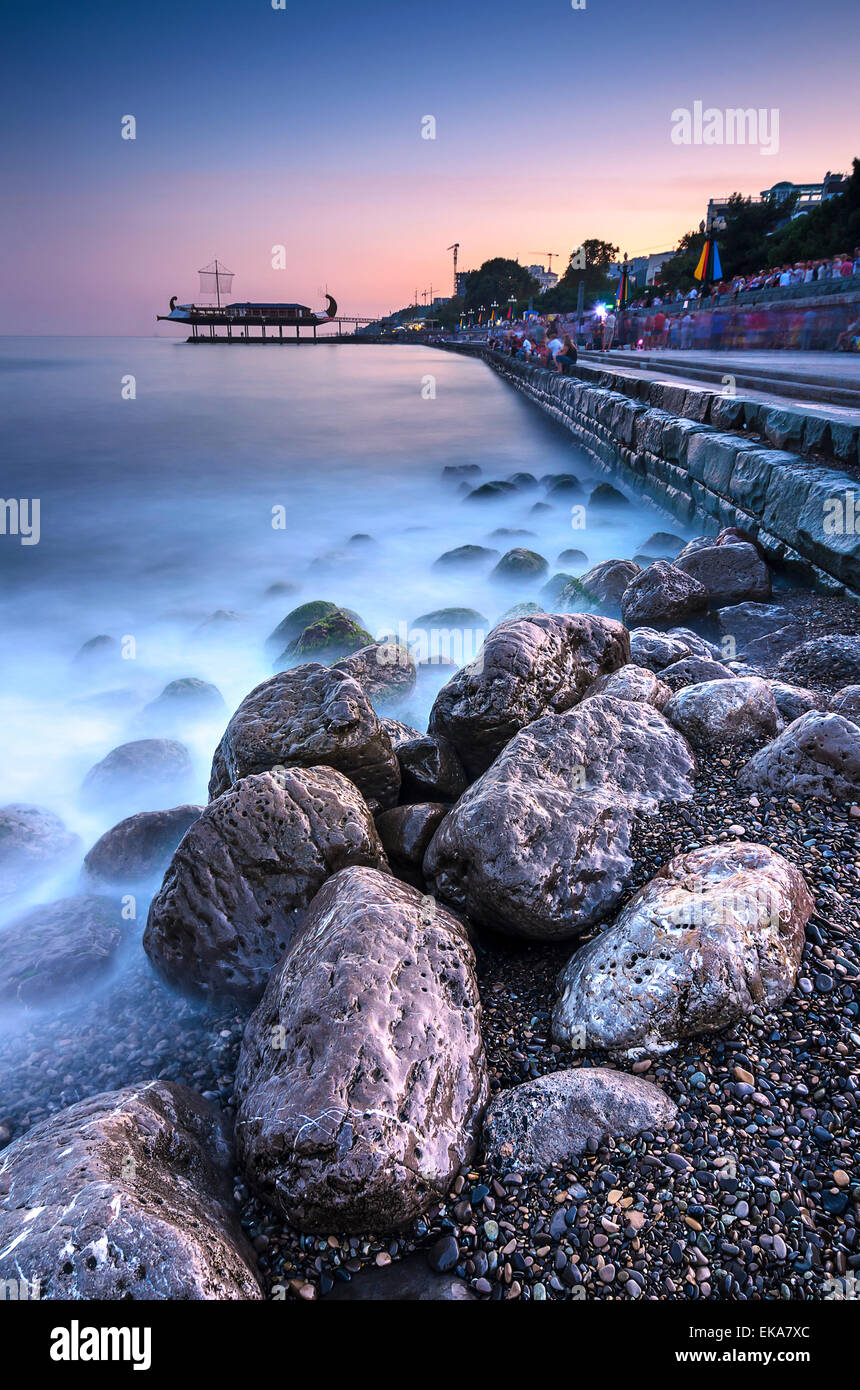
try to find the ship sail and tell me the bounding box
[198,259,234,306]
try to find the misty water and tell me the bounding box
[0,338,697,1118]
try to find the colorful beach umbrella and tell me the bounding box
[615,253,632,307]
[693,238,723,285]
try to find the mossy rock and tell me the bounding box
[490,549,549,583]
[278,609,375,667]
[412,607,489,630]
[501,601,545,621]
[539,572,576,607]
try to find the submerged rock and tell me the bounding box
[144,766,388,1003]
[81,739,194,813]
[265,600,339,655]
[424,695,695,940]
[433,544,499,570]
[490,548,549,582]
[428,613,630,778]
[553,842,813,1057]
[0,804,80,902]
[589,482,630,509]
[739,711,860,801]
[664,677,780,748]
[620,561,708,628]
[0,895,127,1006]
[142,678,227,726]
[482,1068,677,1173]
[234,867,487,1233]
[83,805,203,886]
[208,664,400,812]
[0,1081,262,1299]
[278,608,375,666]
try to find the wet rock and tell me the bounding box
[716,602,792,651]
[428,613,630,778]
[265,600,339,655]
[660,656,737,691]
[376,803,449,869]
[0,1081,262,1299]
[394,733,468,802]
[0,895,127,1006]
[674,542,771,608]
[332,642,417,708]
[207,664,400,812]
[579,560,641,608]
[509,471,539,490]
[490,548,549,582]
[424,695,695,940]
[278,608,375,666]
[73,634,118,667]
[742,625,807,666]
[442,464,481,479]
[433,545,499,570]
[0,804,80,902]
[664,677,780,748]
[828,686,860,723]
[539,572,576,608]
[544,474,583,500]
[234,867,487,1233]
[144,765,388,1004]
[381,717,423,748]
[81,739,194,813]
[83,805,203,886]
[621,561,709,628]
[502,601,545,620]
[582,664,671,710]
[142,678,227,726]
[739,712,860,801]
[768,681,826,723]
[589,482,630,509]
[557,548,588,568]
[777,635,860,689]
[629,628,706,671]
[323,1252,475,1300]
[411,606,489,631]
[483,1068,677,1172]
[553,842,813,1057]
[640,532,685,559]
[465,480,517,502]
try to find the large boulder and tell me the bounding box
[674,541,771,607]
[777,635,860,689]
[0,1082,262,1299]
[553,842,813,1058]
[629,627,717,671]
[208,664,400,812]
[830,686,860,723]
[265,600,338,655]
[144,766,388,1004]
[332,642,417,708]
[276,608,375,667]
[424,695,695,941]
[768,681,826,724]
[739,711,860,801]
[581,663,671,710]
[428,613,630,778]
[579,559,640,608]
[234,867,488,1233]
[664,677,780,748]
[141,678,227,728]
[482,1068,677,1173]
[0,804,80,902]
[83,805,202,885]
[81,739,194,813]
[0,895,127,1007]
[620,561,708,628]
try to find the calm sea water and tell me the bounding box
[0,337,690,932]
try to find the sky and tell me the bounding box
[1,0,858,335]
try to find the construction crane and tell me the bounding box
[446,242,460,296]
[530,251,560,272]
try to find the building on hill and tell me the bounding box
[706,171,848,231]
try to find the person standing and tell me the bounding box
[603,309,617,350]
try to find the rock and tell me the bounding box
[557,548,588,568]
[381,717,423,748]
[424,695,695,940]
[265,600,339,654]
[0,1081,262,1299]
[376,803,449,870]
[442,464,481,478]
[629,628,703,671]
[544,474,583,500]
[621,561,708,628]
[264,580,300,598]
[490,548,549,582]
[207,664,400,812]
[553,842,813,1057]
[73,634,118,667]
[234,867,487,1233]
[660,656,737,690]
[716,602,792,651]
[589,482,630,508]
[482,1068,677,1172]
[491,527,536,539]
[83,805,202,886]
[768,681,826,723]
[0,804,80,902]
[0,895,127,1006]
[743,625,807,666]
[332,642,417,708]
[394,733,468,802]
[81,739,194,813]
[579,560,641,608]
[739,712,860,801]
[829,686,860,722]
[582,664,671,710]
[508,472,539,490]
[640,532,685,559]
[777,636,860,688]
[144,766,388,1003]
[539,572,576,608]
[411,607,488,631]
[348,532,375,547]
[664,677,780,747]
[465,480,517,502]
[433,545,499,570]
[502,601,545,620]
[323,1252,474,1300]
[193,609,246,638]
[142,678,227,726]
[428,613,630,778]
[278,608,375,666]
[675,542,771,607]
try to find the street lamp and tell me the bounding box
[490,300,499,325]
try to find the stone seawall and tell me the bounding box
[453,348,860,595]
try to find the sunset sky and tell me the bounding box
[2,0,857,335]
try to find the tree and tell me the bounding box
[540,238,619,312]
[462,258,541,313]
[763,159,860,265]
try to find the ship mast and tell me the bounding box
[198,259,234,309]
